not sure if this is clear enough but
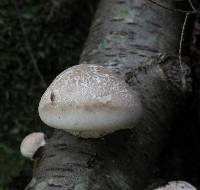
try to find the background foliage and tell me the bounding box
[0,0,98,189]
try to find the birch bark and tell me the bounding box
[25,0,192,189]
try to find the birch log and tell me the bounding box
[25,0,192,189]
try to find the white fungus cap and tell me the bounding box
[153,181,197,190]
[20,132,46,159]
[38,64,142,138]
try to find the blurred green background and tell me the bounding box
[0,0,98,189]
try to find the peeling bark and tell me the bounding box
[25,0,192,189]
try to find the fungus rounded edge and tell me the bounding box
[20,132,46,159]
[38,64,143,138]
[153,181,197,190]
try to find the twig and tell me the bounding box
[147,0,196,14]
[178,12,191,91]
[179,12,189,71]
[13,0,47,88]
[188,0,197,11]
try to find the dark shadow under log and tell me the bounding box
[26,0,192,189]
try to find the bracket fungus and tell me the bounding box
[152,181,197,190]
[39,64,142,138]
[20,132,46,160]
